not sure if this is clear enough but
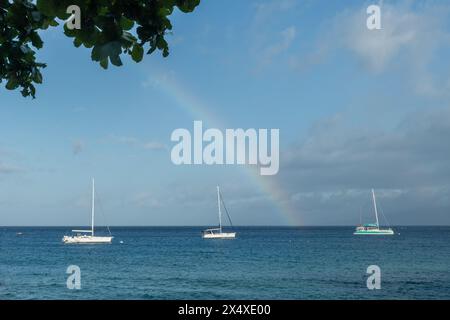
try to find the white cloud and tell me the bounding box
[253,0,297,27]
[258,26,297,68]
[338,3,419,72]
[249,0,300,71]
[290,1,450,96]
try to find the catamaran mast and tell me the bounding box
[217,186,222,232]
[372,188,379,228]
[92,178,95,236]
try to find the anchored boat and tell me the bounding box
[354,189,394,235]
[202,186,236,239]
[62,179,113,244]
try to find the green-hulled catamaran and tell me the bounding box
[354,189,394,235]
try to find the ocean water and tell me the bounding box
[0,226,449,300]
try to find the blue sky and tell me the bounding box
[1,0,450,226]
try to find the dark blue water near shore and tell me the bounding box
[0,226,449,299]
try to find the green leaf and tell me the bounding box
[122,31,136,44]
[73,38,82,48]
[49,19,59,27]
[91,46,101,61]
[120,17,134,31]
[158,7,172,17]
[36,0,55,16]
[5,78,19,90]
[156,36,167,50]
[100,58,108,69]
[176,0,201,13]
[131,44,143,62]
[147,45,157,55]
[29,85,36,98]
[30,32,43,49]
[92,41,122,62]
[109,54,123,67]
[32,69,43,83]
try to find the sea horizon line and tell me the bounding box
[1,225,449,228]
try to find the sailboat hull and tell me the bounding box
[202,232,236,239]
[353,229,394,235]
[62,235,113,244]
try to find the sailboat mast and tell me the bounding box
[372,188,379,228]
[217,186,222,232]
[92,178,95,235]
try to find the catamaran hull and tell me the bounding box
[353,230,394,235]
[62,236,113,244]
[202,232,236,239]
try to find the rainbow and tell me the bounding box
[144,71,301,225]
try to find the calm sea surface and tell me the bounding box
[0,226,448,299]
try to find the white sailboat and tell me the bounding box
[354,189,394,235]
[62,179,113,244]
[202,186,236,239]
